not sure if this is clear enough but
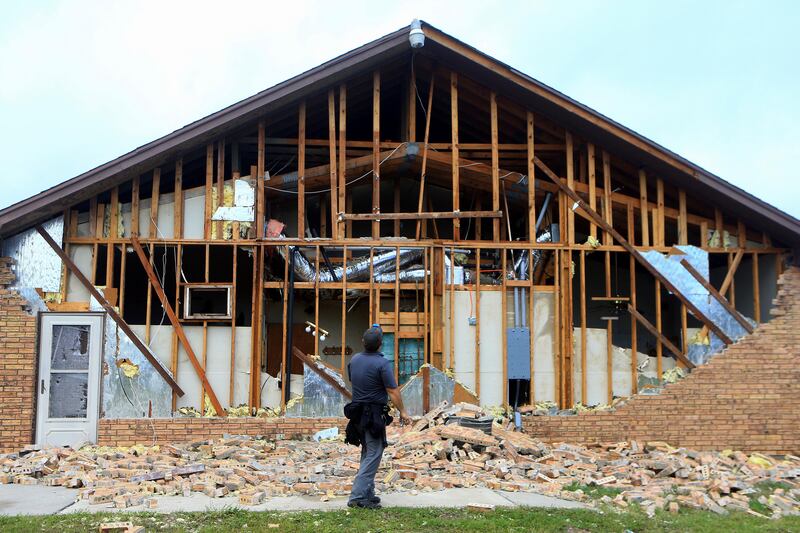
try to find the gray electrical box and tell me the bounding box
[506,327,531,380]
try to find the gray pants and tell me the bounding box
[349,430,384,503]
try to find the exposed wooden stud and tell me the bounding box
[678,189,688,245]
[579,250,586,403]
[248,244,259,408]
[256,121,266,239]
[656,178,665,247]
[475,247,481,398]
[738,220,747,248]
[342,245,348,372]
[605,251,613,404]
[415,75,435,239]
[372,71,381,239]
[174,158,183,239]
[204,145,213,239]
[229,245,238,406]
[131,177,140,237]
[588,143,597,239]
[629,253,637,394]
[109,186,119,240]
[216,140,225,240]
[144,242,153,343]
[490,92,500,242]
[451,71,460,240]
[106,187,118,288]
[118,241,126,314]
[315,247,321,359]
[565,132,575,244]
[89,197,98,240]
[501,249,508,406]
[328,89,339,239]
[172,243,182,410]
[753,253,761,323]
[280,244,290,411]
[527,112,536,241]
[700,220,709,249]
[528,248,535,402]
[638,169,649,247]
[298,103,306,238]
[715,209,724,248]
[602,151,612,245]
[394,245,400,383]
[338,84,347,240]
[680,304,688,361]
[37,226,184,395]
[320,194,328,238]
[448,246,455,369]
[393,180,401,236]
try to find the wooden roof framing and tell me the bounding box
[1,21,798,246]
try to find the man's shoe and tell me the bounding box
[347,500,382,509]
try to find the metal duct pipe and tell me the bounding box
[280,246,423,283]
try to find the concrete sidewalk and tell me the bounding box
[0,485,587,515]
[0,485,78,516]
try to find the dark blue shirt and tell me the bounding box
[347,351,397,404]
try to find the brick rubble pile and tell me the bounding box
[1,402,798,518]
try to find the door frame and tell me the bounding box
[35,312,105,447]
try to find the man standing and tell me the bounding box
[345,325,411,509]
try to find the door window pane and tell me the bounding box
[50,325,91,370]
[48,373,89,418]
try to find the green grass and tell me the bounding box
[563,481,624,499]
[748,481,793,516]
[1,506,798,533]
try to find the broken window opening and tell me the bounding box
[183,285,232,320]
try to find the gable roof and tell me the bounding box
[1,21,798,245]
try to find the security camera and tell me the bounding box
[409,19,425,49]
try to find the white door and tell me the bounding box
[36,313,104,447]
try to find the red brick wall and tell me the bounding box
[98,417,347,446]
[0,258,38,453]
[524,266,800,454]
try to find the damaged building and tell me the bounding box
[0,21,798,452]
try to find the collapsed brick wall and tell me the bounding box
[0,258,38,453]
[98,417,347,447]
[524,266,800,454]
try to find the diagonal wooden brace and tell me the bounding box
[35,225,184,396]
[533,156,734,345]
[292,346,352,400]
[628,304,696,369]
[680,258,754,334]
[130,236,225,416]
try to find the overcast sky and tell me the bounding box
[1,0,798,218]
